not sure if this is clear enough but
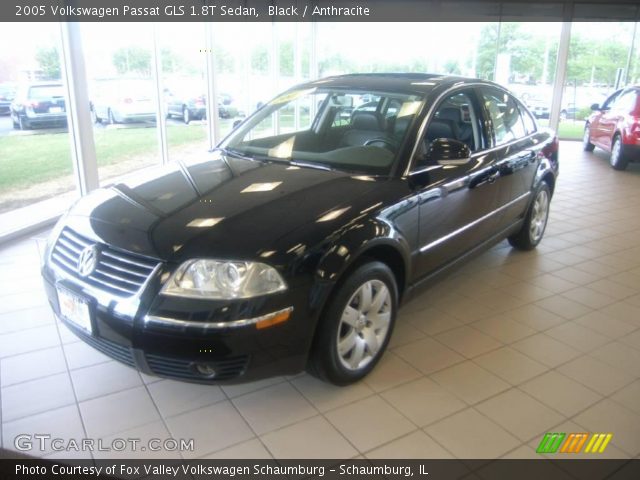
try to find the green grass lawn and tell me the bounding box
[557,121,586,140]
[0,125,208,192]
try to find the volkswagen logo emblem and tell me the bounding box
[77,245,99,277]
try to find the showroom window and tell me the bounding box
[0,22,75,224]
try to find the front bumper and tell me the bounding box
[42,263,315,384]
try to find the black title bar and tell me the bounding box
[2,0,640,22]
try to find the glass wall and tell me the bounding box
[79,22,161,185]
[0,22,74,216]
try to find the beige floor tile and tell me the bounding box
[79,386,160,438]
[430,361,510,405]
[388,320,426,349]
[1,372,75,422]
[0,305,55,335]
[511,333,581,368]
[2,405,85,456]
[589,342,640,377]
[0,346,67,387]
[425,408,520,458]
[291,374,373,413]
[476,389,564,442]
[574,399,640,456]
[0,325,60,358]
[393,337,465,375]
[204,438,272,459]
[544,322,611,353]
[366,430,454,459]
[94,421,175,459]
[435,326,503,358]
[506,304,566,331]
[70,361,142,402]
[471,315,537,344]
[261,415,357,459]
[380,378,467,427]
[619,329,640,351]
[573,311,637,339]
[552,266,603,285]
[165,401,254,459]
[599,301,640,327]
[325,396,415,452]
[610,380,640,416]
[591,276,639,297]
[362,352,422,393]
[402,307,463,336]
[527,273,579,293]
[558,355,635,396]
[520,371,602,417]
[561,286,617,309]
[535,295,592,320]
[473,347,547,385]
[498,281,554,303]
[147,379,226,418]
[499,445,540,459]
[220,376,286,399]
[232,382,316,435]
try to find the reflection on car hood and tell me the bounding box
[68,153,380,262]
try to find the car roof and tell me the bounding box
[300,73,494,95]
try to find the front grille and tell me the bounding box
[146,353,250,381]
[51,227,159,297]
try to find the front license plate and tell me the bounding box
[49,106,63,114]
[57,286,92,334]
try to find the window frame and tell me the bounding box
[478,86,529,148]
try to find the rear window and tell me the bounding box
[28,85,64,99]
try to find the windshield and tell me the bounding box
[222,87,423,175]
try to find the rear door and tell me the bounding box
[477,87,539,232]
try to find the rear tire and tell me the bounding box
[508,182,551,251]
[583,124,595,152]
[308,260,398,385]
[182,106,191,124]
[610,136,628,171]
[108,109,117,125]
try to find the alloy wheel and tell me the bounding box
[611,138,621,167]
[336,279,391,371]
[529,189,549,243]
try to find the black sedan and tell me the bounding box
[11,82,67,129]
[42,74,558,385]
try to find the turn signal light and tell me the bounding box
[255,309,291,330]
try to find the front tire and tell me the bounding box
[610,136,628,171]
[508,182,551,251]
[583,124,595,152]
[182,106,191,124]
[308,261,398,385]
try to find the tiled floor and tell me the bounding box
[1,141,639,460]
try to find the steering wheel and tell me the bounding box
[363,138,397,150]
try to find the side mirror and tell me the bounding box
[426,138,472,166]
[590,103,600,111]
[232,119,242,129]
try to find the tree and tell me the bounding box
[112,47,151,76]
[35,47,61,80]
[251,45,269,74]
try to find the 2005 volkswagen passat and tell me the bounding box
[42,74,559,385]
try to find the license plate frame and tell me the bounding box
[57,285,92,335]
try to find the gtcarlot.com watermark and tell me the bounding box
[14,434,194,453]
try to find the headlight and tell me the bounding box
[160,259,287,299]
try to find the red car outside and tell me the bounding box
[583,86,640,170]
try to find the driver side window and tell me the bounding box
[415,90,480,168]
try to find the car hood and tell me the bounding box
[67,153,381,263]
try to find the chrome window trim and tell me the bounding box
[144,306,294,330]
[405,82,538,176]
[419,192,531,253]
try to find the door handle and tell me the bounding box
[469,167,499,189]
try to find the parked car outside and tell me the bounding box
[0,83,16,115]
[10,82,67,129]
[584,86,640,170]
[42,74,558,385]
[90,78,155,124]
[164,84,240,124]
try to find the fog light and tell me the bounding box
[194,363,217,378]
